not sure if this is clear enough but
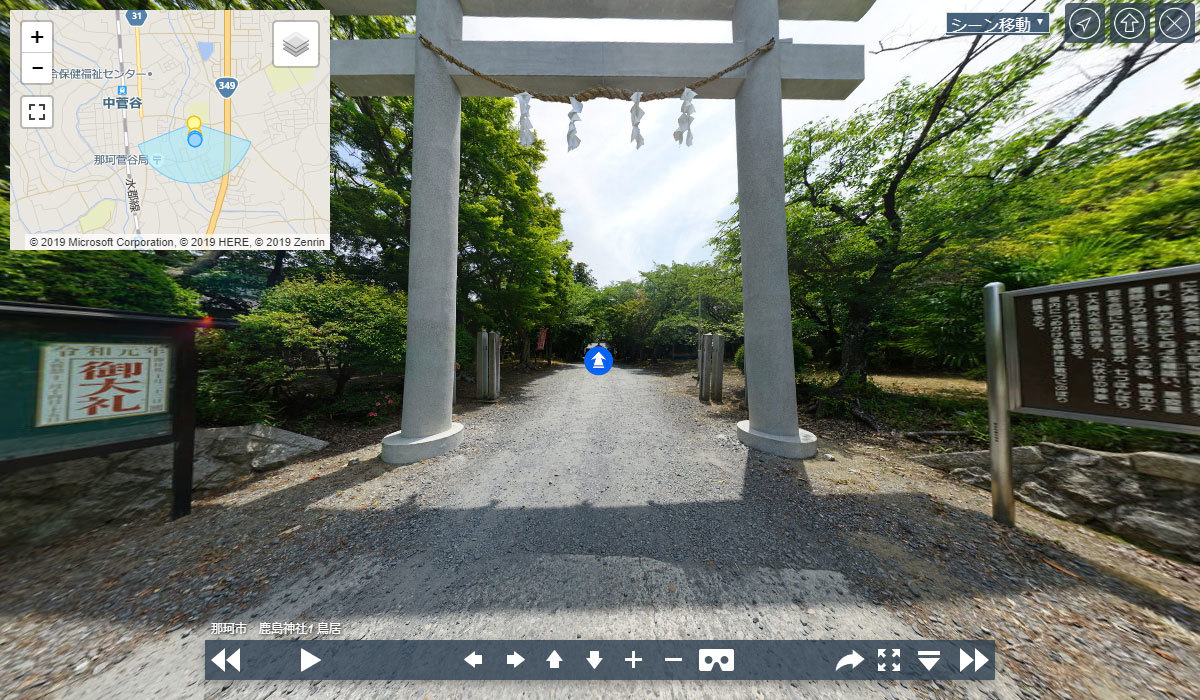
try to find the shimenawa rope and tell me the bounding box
[417,34,776,103]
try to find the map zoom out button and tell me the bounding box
[21,52,53,85]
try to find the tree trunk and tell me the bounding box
[266,250,286,287]
[836,303,872,387]
[334,367,353,397]
[520,332,531,367]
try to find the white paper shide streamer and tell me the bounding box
[516,92,534,147]
[567,97,583,151]
[673,87,696,147]
[629,92,645,149]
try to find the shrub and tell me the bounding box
[0,227,200,315]
[734,341,812,374]
[237,275,407,397]
[456,326,475,374]
[195,329,288,426]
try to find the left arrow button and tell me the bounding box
[300,648,321,672]
[465,651,483,668]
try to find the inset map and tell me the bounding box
[9,10,331,249]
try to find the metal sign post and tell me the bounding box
[983,282,1015,526]
[983,264,1200,526]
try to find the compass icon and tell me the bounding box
[1065,3,1104,42]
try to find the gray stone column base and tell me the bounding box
[737,420,818,459]
[381,423,465,464]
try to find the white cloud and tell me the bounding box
[465,1,1198,285]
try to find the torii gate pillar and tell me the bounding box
[382,0,466,464]
[335,0,869,463]
[732,0,815,458]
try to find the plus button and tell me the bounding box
[625,651,642,669]
[31,30,45,44]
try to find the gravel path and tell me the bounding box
[2,363,1196,699]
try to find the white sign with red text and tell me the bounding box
[36,342,170,426]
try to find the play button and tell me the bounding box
[300,648,321,672]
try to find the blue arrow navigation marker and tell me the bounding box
[585,346,613,376]
[215,77,239,98]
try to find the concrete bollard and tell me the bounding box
[476,330,489,399]
[699,333,713,401]
[488,331,500,400]
[711,333,725,403]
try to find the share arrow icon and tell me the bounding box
[835,650,864,671]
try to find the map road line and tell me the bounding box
[135,26,144,118]
[205,10,233,238]
[115,10,142,236]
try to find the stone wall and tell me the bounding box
[0,425,327,548]
[913,444,1200,563]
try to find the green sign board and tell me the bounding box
[0,321,176,460]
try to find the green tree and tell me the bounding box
[236,276,407,397]
[713,9,1189,388]
[0,216,201,315]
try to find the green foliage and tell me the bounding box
[799,373,1196,453]
[237,275,407,396]
[196,277,407,425]
[321,389,400,426]
[735,341,812,375]
[600,262,742,360]
[711,34,1199,383]
[456,326,476,373]
[0,227,201,315]
[195,330,286,426]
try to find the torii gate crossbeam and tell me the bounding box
[323,0,873,464]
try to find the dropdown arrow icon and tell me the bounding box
[586,650,603,669]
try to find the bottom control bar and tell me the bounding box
[205,640,995,681]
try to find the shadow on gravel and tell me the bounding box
[5,440,1195,664]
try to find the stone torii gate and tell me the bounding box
[321,0,873,464]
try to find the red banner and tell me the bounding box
[536,328,547,351]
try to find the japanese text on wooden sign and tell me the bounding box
[36,342,170,427]
[1005,266,1200,433]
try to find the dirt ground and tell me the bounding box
[1,360,1196,699]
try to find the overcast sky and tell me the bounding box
[462,0,1198,285]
